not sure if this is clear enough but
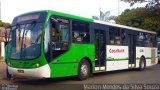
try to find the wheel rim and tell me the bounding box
[141,60,145,69]
[81,64,88,77]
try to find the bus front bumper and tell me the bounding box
[8,64,51,78]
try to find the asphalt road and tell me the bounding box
[0,62,160,90]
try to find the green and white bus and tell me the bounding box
[5,10,158,80]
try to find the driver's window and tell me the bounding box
[50,16,70,50]
[51,23,59,42]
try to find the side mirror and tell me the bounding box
[5,26,11,46]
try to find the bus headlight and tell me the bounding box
[7,62,11,66]
[35,63,40,67]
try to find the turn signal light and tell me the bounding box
[8,62,11,66]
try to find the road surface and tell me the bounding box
[0,62,160,90]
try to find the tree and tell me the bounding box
[119,0,160,34]
[121,0,148,6]
[116,7,160,34]
[121,0,160,8]
[0,20,10,27]
[121,0,160,16]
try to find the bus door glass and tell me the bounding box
[94,30,106,67]
[128,34,136,65]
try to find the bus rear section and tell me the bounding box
[93,21,158,72]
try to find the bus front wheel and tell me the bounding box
[78,59,90,80]
[138,57,146,71]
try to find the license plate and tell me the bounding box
[17,69,24,73]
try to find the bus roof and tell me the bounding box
[15,10,93,22]
[94,20,156,34]
[47,10,93,22]
[16,10,156,34]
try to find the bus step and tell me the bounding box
[95,70,106,73]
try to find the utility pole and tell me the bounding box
[118,0,120,15]
[99,7,101,21]
[0,1,1,20]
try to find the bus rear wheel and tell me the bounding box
[78,59,90,80]
[138,57,146,71]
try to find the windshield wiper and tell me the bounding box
[16,24,22,48]
[24,21,36,45]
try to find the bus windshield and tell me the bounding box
[8,12,47,60]
[8,23,43,60]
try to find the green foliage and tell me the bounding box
[121,0,160,16]
[0,20,10,27]
[121,0,146,6]
[108,16,117,21]
[116,7,160,34]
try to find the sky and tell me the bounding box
[0,0,147,23]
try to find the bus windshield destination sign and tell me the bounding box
[17,14,40,22]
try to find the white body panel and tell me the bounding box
[106,45,128,60]
[106,60,128,71]
[8,64,51,78]
[93,20,157,72]
[136,47,158,68]
[95,66,105,71]
[106,45,129,71]
[95,45,158,72]
[146,59,151,66]
[136,47,151,67]
[136,47,151,60]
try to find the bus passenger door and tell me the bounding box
[128,35,136,67]
[94,30,106,68]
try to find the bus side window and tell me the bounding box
[121,29,126,45]
[50,17,70,50]
[109,30,115,44]
[137,32,145,46]
[145,33,152,47]
[50,22,60,50]
[109,27,121,45]
[72,21,90,43]
[151,34,157,47]
[51,24,58,42]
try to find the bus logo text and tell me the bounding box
[109,49,125,53]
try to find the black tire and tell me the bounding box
[138,57,146,71]
[78,59,91,80]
